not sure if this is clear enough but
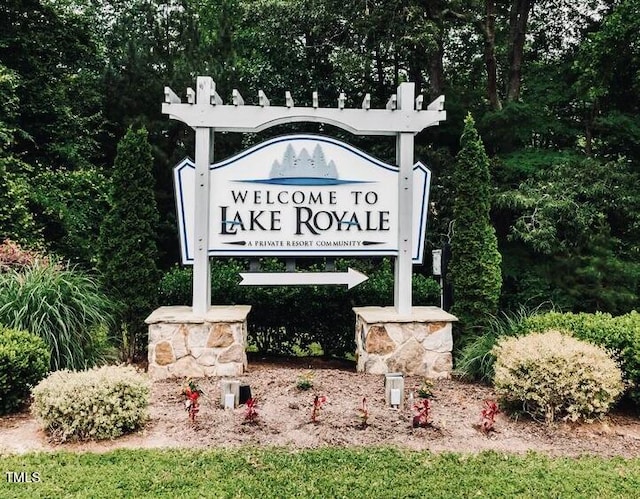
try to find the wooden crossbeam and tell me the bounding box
[427,95,445,111]
[285,91,294,108]
[211,90,223,105]
[207,80,223,105]
[232,89,245,106]
[187,87,196,104]
[362,93,371,110]
[258,90,270,107]
[386,94,397,110]
[163,81,446,135]
[164,86,181,104]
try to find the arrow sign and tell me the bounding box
[239,268,368,289]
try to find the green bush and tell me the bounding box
[455,310,640,407]
[493,330,624,422]
[0,327,50,414]
[519,311,640,406]
[0,260,117,370]
[31,365,150,441]
[30,168,109,266]
[159,258,440,357]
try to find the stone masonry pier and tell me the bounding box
[354,306,457,378]
[146,305,251,380]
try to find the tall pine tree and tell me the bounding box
[98,126,159,360]
[449,114,502,344]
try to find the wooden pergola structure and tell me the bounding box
[162,77,446,316]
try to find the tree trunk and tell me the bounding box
[422,3,458,100]
[375,42,386,101]
[484,0,501,110]
[506,0,534,102]
[584,121,593,157]
[393,45,400,89]
[428,44,445,99]
[584,102,598,157]
[409,56,424,97]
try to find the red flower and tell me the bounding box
[183,381,203,422]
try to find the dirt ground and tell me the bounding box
[2,356,640,457]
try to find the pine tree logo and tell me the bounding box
[239,141,368,186]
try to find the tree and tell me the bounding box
[448,114,502,343]
[0,64,38,245]
[0,157,36,245]
[0,0,105,171]
[495,156,640,314]
[98,126,160,360]
[573,0,640,159]
[505,0,534,102]
[30,168,109,266]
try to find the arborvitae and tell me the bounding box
[98,126,160,360]
[449,113,502,344]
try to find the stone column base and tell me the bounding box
[145,305,251,380]
[354,306,457,378]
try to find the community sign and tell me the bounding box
[174,134,431,264]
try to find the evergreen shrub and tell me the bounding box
[0,327,50,414]
[31,365,150,441]
[493,330,624,422]
[449,114,502,343]
[456,310,640,406]
[98,126,160,360]
[519,311,640,406]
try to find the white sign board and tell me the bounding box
[175,135,431,264]
[432,249,442,276]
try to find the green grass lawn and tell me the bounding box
[1,448,639,498]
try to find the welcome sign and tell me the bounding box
[174,135,431,264]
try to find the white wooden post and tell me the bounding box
[394,82,415,316]
[193,77,214,315]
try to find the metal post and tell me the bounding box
[432,249,443,308]
[192,77,213,315]
[394,82,415,316]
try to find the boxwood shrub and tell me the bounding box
[456,310,640,407]
[0,327,50,414]
[31,365,150,441]
[493,330,624,422]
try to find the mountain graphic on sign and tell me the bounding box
[238,143,369,186]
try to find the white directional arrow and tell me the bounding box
[239,268,369,289]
